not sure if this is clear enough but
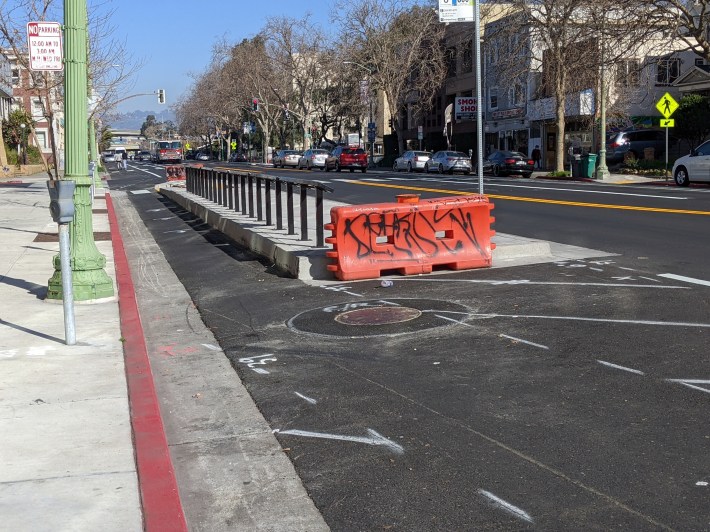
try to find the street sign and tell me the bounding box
[418,125,423,140]
[26,21,63,71]
[184,142,191,151]
[367,131,376,142]
[230,141,237,150]
[455,97,477,121]
[438,0,474,23]
[656,92,678,119]
[661,119,675,128]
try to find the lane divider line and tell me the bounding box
[658,273,710,287]
[106,192,188,532]
[345,180,710,216]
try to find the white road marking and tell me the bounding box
[500,334,549,350]
[359,178,388,182]
[294,392,318,404]
[658,273,710,287]
[697,481,709,486]
[478,489,533,523]
[130,189,152,195]
[331,178,356,183]
[597,360,645,375]
[639,276,662,283]
[163,229,187,234]
[435,314,474,327]
[473,313,710,329]
[391,278,688,289]
[146,208,162,212]
[666,379,710,394]
[274,428,404,454]
[131,166,165,179]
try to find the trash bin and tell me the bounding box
[580,154,598,178]
[571,154,582,177]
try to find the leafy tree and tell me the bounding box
[673,94,710,150]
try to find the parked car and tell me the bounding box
[195,151,212,161]
[481,150,534,177]
[229,152,248,162]
[273,149,302,168]
[393,151,431,172]
[606,129,669,165]
[184,150,196,160]
[136,150,152,162]
[101,150,116,163]
[424,151,472,175]
[672,140,710,187]
[297,149,330,170]
[324,146,368,172]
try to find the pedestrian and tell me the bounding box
[531,145,541,169]
[121,150,128,170]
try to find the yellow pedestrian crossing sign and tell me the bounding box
[185,142,191,150]
[656,92,678,119]
[231,141,237,150]
[660,119,675,128]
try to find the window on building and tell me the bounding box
[489,87,498,110]
[445,47,457,78]
[509,81,526,107]
[656,58,680,85]
[616,59,641,87]
[35,131,47,149]
[31,98,45,118]
[695,58,705,67]
[461,40,473,73]
[11,68,20,87]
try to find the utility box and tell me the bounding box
[47,180,76,224]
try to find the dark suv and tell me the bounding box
[606,129,667,165]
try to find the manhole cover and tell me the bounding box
[335,306,422,326]
[288,298,472,338]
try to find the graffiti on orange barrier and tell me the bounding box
[326,196,495,280]
[165,165,186,181]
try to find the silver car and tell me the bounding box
[393,151,431,172]
[273,149,302,168]
[297,149,329,170]
[424,151,472,175]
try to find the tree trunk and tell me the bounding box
[554,70,567,173]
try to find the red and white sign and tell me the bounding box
[455,97,477,121]
[27,22,63,71]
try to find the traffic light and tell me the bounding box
[158,89,165,104]
[252,98,259,112]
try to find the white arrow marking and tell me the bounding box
[478,489,533,523]
[163,229,187,234]
[666,379,710,394]
[274,428,404,454]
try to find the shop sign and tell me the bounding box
[491,107,525,120]
[455,97,478,121]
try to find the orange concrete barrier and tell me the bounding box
[325,195,495,281]
[165,165,186,181]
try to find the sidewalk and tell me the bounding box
[0,174,327,531]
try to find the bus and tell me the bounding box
[150,140,183,163]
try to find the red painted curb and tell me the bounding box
[106,192,188,532]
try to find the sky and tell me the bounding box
[93,0,334,114]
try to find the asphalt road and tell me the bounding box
[109,161,710,530]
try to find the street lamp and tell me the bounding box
[343,61,375,165]
[19,123,27,165]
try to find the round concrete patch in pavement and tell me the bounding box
[287,298,472,338]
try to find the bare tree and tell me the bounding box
[342,0,447,154]
[645,0,710,62]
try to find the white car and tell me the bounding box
[393,151,431,172]
[673,140,710,186]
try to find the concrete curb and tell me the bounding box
[157,185,561,280]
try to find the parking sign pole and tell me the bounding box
[474,1,484,194]
[665,126,669,181]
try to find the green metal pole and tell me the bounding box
[47,0,114,301]
[596,37,610,180]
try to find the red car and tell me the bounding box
[324,146,368,173]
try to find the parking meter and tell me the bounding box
[47,180,75,224]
